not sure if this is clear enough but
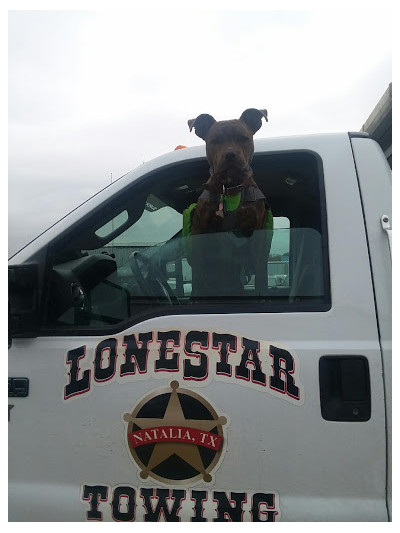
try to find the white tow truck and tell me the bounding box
[9,132,391,521]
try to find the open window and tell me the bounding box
[43,150,330,334]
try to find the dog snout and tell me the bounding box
[224,151,237,162]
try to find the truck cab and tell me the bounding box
[8,132,392,522]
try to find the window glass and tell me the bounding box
[44,152,330,332]
[95,210,128,238]
[110,199,182,249]
[269,217,290,287]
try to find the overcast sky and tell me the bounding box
[8,6,392,257]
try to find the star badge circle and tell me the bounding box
[123,381,228,485]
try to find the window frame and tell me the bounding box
[40,150,331,336]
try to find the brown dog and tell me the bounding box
[186,109,270,297]
[188,108,268,237]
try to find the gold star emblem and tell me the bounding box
[123,381,227,484]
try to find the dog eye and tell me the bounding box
[238,135,250,143]
[211,138,222,145]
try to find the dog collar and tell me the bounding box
[210,167,254,196]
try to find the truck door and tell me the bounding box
[8,135,388,521]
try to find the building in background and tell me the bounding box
[361,83,392,168]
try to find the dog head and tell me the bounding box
[188,108,268,186]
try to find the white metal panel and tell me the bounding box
[350,136,392,519]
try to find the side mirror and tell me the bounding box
[9,264,40,344]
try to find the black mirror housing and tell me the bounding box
[9,264,40,339]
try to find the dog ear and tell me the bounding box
[239,108,268,134]
[188,114,216,140]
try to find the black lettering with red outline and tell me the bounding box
[251,493,278,522]
[235,337,266,386]
[141,488,185,522]
[183,330,209,381]
[64,346,90,400]
[65,331,301,403]
[155,331,181,372]
[190,490,208,522]
[120,332,153,376]
[81,485,280,521]
[94,338,118,383]
[213,333,237,377]
[213,491,247,522]
[111,486,136,522]
[269,345,300,399]
[82,485,108,521]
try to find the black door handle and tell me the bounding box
[319,356,371,421]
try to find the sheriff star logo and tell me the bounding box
[123,381,227,485]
